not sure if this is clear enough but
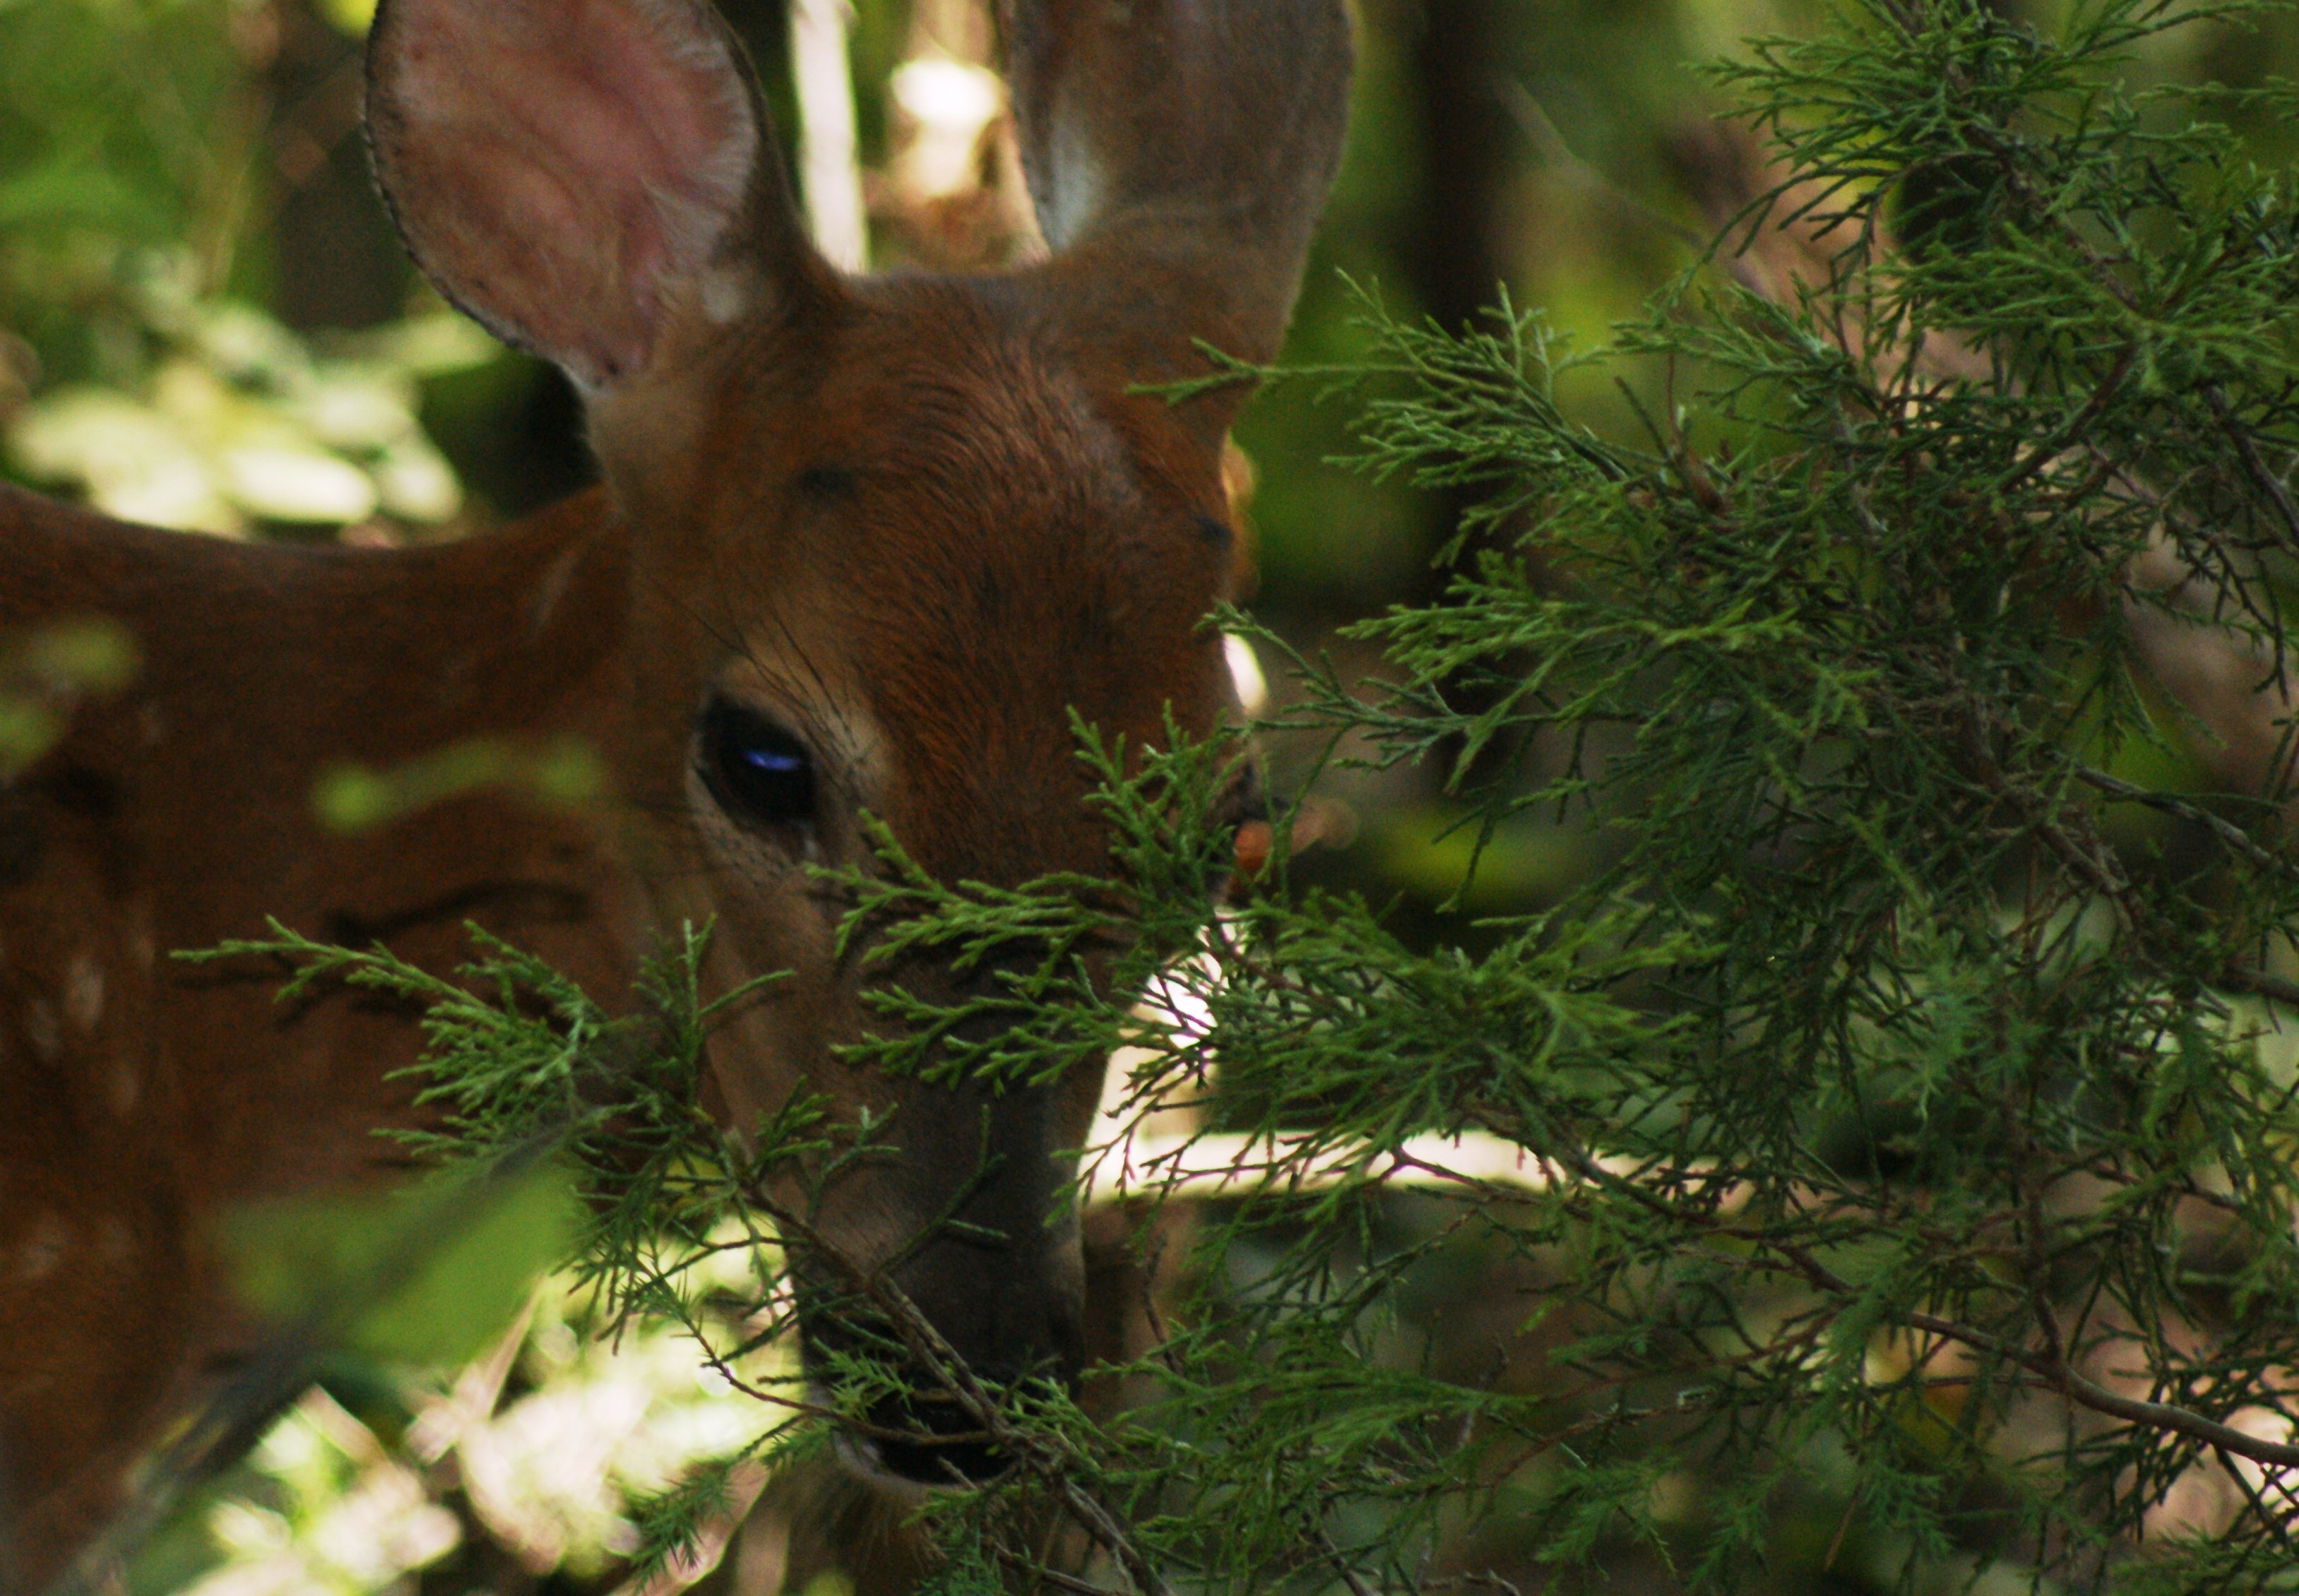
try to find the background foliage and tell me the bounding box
[17,0,2299,1592]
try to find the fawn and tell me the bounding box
[0,0,1349,1580]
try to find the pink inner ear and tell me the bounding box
[376,0,759,384]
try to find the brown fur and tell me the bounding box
[0,0,1350,1583]
[0,487,638,1573]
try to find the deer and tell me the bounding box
[0,0,1351,1583]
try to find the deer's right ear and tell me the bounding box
[1005,0,1352,380]
[367,0,822,389]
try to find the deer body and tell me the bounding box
[0,0,1350,1581]
[0,484,638,1569]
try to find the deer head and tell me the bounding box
[364,0,1350,1481]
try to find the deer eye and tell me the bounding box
[699,698,817,833]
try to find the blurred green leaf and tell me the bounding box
[0,160,153,233]
[314,735,607,833]
[0,614,138,774]
[1371,802,1589,909]
[216,1159,581,1369]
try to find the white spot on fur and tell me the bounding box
[16,1213,69,1282]
[127,900,156,973]
[699,266,749,325]
[65,953,103,1033]
[23,1000,59,1064]
[529,547,583,638]
[109,1053,140,1118]
[1042,115,1106,249]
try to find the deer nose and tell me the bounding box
[864,1388,1015,1485]
[800,1076,1087,1487]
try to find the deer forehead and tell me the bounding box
[669,301,1228,662]
[752,287,1202,517]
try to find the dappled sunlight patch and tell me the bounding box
[165,1267,788,1594]
[5,270,492,538]
[417,1278,780,1580]
[184,1390,459,1596]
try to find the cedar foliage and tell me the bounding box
[290,1,2299,1589]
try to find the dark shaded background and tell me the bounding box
[7,0,2299,1589]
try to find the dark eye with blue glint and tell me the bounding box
[699,698,817,833]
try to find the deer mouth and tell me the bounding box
[807,1363,1024,1489]
[825,1381,1018,1488]
[800,1291,1076,1489]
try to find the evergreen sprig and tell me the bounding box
[858,1,2299,1587]
[225,2,2299,1590]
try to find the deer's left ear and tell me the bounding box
[1004,0,1353,385]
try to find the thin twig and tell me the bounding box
[1499,82,1709,254]
[2209,387,2299,559]
[2218,965,2299,1009]
[1768,1244,2299,1473]
[1314,1527,1377,1596]
[2079,766,2285,874]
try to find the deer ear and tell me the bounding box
[367,0,820,389]
[1004,0,1352,371]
